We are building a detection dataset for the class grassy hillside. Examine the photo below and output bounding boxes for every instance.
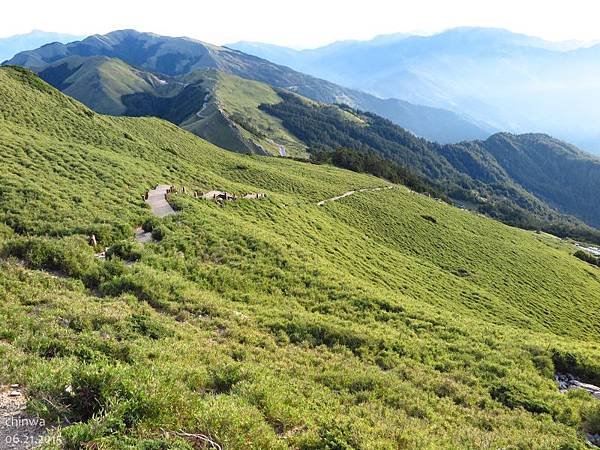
[38,55,166,115]
[1,67,600,449]
[180,70,308,157]
[482,133,600,227]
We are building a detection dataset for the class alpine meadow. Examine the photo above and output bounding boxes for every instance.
[1,4,600,450]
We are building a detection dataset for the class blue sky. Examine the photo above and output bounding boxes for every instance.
[2,0,600,48]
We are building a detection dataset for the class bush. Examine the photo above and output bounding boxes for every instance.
[532,355,555,379]
[151,226,167,241]
[552,350,600,386]
[207,364,249,394]
[583,403,600,434]
[1,236,103,285]
[490,382,553,415]
[0,223,14,240]
[63,364,159,425]
[65,365,117,421]
[574,250,600,267]
[106,240,143,262]
[142,217,160,233]
[131,314,173,340]
[82,221,132,244]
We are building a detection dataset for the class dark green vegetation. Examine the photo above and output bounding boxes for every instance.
[261,92,600,241]
[3,29,491,144]
[574,250,600,268]
[310,148,444,198]
[1,66,600,449]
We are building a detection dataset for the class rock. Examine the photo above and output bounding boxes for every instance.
[587,433,600,446]
[8,390,21,397]
[9,384,19,389]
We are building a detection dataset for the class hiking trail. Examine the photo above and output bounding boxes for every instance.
[146,185,177,218]
[317,186,395,206]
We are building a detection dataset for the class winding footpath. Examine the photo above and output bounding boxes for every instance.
[134,185,177,244]
[317,186,395,206]
[146,185,177,218]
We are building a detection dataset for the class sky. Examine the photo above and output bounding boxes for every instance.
[2,0,600,48]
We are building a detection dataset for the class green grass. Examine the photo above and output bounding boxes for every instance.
[1,66,600,449]
[180,70,309,157]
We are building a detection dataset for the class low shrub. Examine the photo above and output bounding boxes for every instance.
[532,355,555,379]
[552,350,600,386]
[106,240,143,262]
[583,403,600,434]
[131,314,173,340]
[490,382,554,415]
[207,363,249,394]
[152,226,168,241]
[574,250,600,267]
[1,236,103,286]
[142,217,160,233]
[268,320,368,354]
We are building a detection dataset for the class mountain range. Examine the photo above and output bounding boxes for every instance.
[2,29,491,144]
[231,27,600,154]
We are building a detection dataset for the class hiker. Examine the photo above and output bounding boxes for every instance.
[89,234,97,247]
[144,190,149,200]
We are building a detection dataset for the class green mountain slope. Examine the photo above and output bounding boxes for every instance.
[34,56,307,157]
[38,55,168,115]
[179,70,308,157]
[4,29,493,144]
[482,133,600,227]
[1,66,600,449]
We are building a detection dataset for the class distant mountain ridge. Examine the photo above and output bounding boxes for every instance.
[0,30,82,63]
[230,27,600,154]
[3,29,492,144]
